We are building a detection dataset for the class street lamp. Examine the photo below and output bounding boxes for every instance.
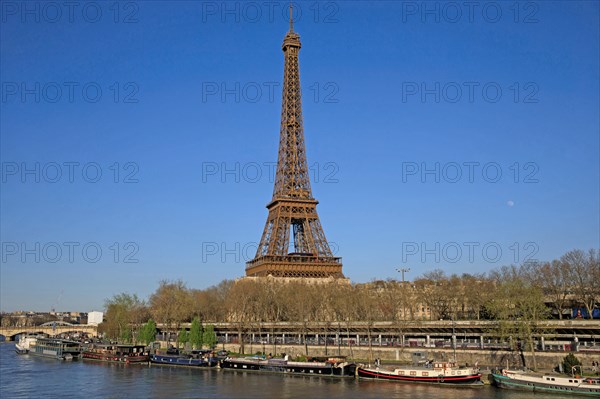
[396,267,410,283]
[452,315,457,362]
[396,268,411,322]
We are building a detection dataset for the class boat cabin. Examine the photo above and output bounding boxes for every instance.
[433,361,457,370]
[86,344,146,356]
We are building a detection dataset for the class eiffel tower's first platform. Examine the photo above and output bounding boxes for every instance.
[245,13,343,279]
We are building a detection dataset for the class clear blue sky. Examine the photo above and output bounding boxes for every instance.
[1,1,598,312]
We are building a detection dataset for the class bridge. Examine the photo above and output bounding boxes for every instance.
[0,322,98,340]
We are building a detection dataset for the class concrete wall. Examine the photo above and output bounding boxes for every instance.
[219,343,599,371]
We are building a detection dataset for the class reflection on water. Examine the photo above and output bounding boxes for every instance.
[0,343,579,399]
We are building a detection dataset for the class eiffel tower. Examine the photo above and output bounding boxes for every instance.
[245,9,343,279]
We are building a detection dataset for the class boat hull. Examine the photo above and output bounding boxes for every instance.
[357,367,482,385]
[29,338,81,361]
[15,336,37,354]
[29,349,80,361]
[492,373,600,396]
[150,354,217,367]
[82,352,149,364]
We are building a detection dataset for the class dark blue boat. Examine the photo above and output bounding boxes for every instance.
[220,355,356,378]
[150,352,218,368]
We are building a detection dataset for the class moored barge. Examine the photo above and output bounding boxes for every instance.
[150,349,218,367]
[15,335,38,354]
[82,344,149,364]
[220,355,356,377]
[357,361,482,385]
[492,369,600,396]
[29,337,81,361]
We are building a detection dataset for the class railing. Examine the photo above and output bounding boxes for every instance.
[213,334,600,353]
[246,255,342,268]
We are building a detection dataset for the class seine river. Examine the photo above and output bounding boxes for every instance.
[0,343,576,399]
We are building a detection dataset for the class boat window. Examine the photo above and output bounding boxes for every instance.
[410,371,416,376]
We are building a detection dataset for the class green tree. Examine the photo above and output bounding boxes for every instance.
[120,326,133,343]
[189,317,203,349]
[202,324,217,349]
[101,293,148,342]
[177,328,189,348]
[562,353,582,375]
[139,319,157,345]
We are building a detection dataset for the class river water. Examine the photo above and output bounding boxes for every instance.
[0,343,577,399]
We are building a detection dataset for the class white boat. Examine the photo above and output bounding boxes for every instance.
[357,361,482,385]
[29,337,81,360]
[492,369,600,396]
[15,335,38,354]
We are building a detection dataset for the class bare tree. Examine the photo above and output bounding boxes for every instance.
[563,249,598,318]
[487,265,550,370]
[461,273,494,320]
[149,280,192,339]
[532,260,572,319]
[414,269,455,320]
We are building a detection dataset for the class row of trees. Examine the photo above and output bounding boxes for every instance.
[0,313,65,328]
[413,248,599,321]
[100,249,598,356]
[98,285,223,346]
[177,318,218,349]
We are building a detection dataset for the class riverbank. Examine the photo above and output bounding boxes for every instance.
[213,342,599,372]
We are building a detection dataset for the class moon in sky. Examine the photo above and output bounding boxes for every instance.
[507,200,515,207]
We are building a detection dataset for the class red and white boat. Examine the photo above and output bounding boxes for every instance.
[82,343,149,364]
[357,361,482,385]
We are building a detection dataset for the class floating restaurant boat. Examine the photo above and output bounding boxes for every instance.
[220,355,356,378]
[82,343,149,364]
[150,350,219,368]
[29,337,81,361]
[15,334,39,354]
[357,361,482,385]
[492,369,600,396]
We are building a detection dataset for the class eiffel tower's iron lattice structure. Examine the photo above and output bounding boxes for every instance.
[245,14,343,279]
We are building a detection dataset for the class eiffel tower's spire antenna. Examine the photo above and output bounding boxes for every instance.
[289,1,294,32]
